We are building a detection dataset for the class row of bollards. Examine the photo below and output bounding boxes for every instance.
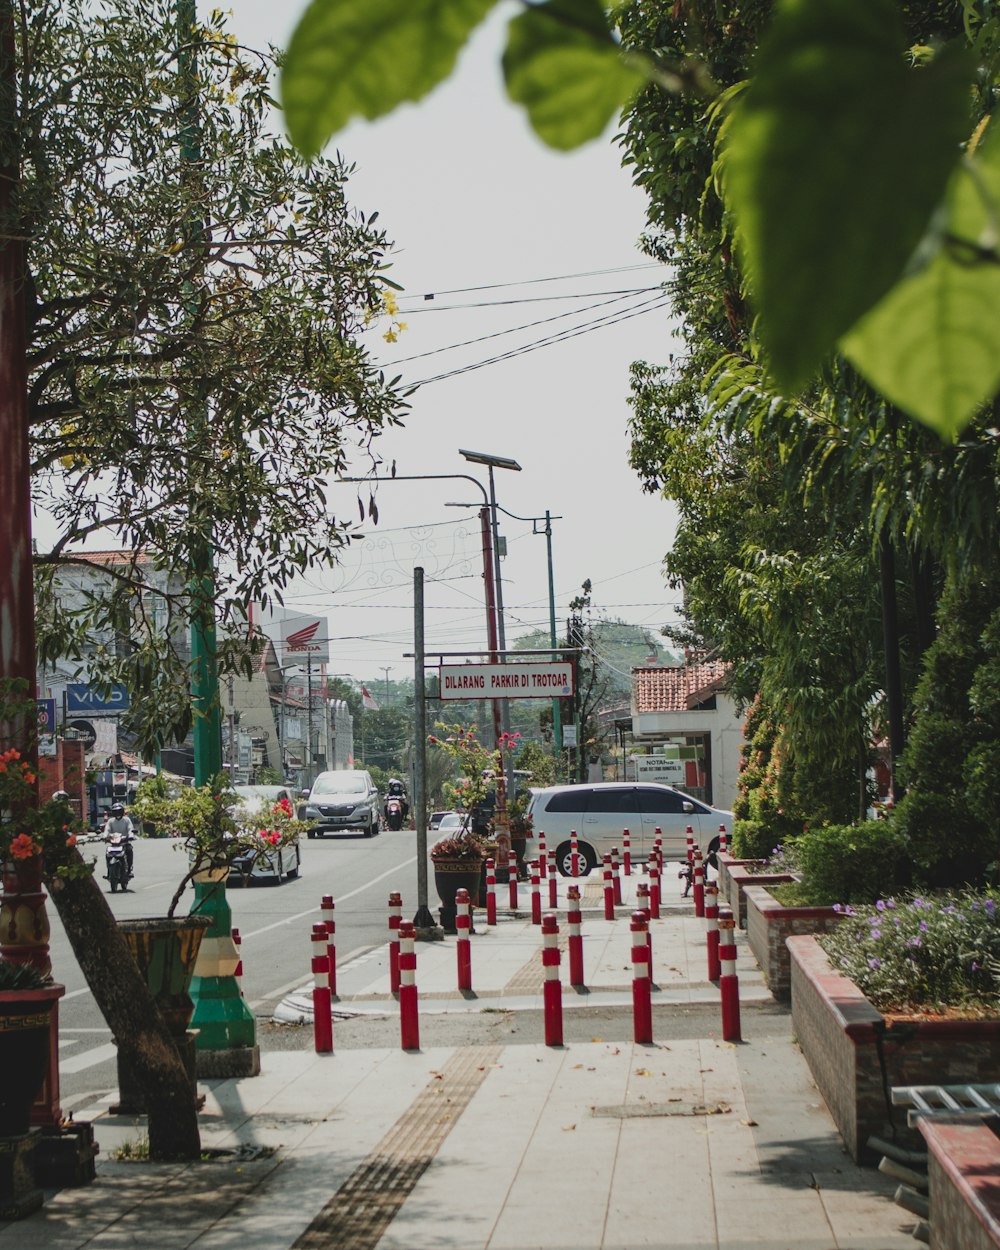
[309,822,742,1053]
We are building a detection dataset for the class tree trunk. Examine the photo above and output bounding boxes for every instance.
[45,854,201,1160]
[879,530,906,802]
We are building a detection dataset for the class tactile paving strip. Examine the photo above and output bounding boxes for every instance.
[291,1044,502,1250]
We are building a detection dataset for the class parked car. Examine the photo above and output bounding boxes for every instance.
[526,782,733,876]
[229,785,301,883]
[428,810,453,831]
[299,770,381,837]
[435,811,470,833]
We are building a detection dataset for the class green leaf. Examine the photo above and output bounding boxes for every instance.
[502,0,648,151]
[723,0,971,393]
[282,0,500,157]
[841,125,1000,441]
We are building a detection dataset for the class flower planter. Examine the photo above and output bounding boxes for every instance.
[724,861,794,928]
[788,935,1000,1163]
[0,984,64,1138]
[716,852,764,915]
[744,884,841,1001]
[432,860,482,934]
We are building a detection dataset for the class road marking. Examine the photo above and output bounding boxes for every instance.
[62,986,92,1001]
[241,856,417,940]
[60,1042,118,1074]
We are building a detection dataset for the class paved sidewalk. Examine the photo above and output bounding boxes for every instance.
[2,871,918,1249]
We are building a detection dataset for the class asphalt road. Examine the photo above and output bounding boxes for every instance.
[50,827,419,1112]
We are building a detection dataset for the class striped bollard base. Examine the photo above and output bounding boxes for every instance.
[311,924,333,1054]
[693,849,705,918]
[388,891,402,994]
[456,888,472,992]
[508,851,519,911]
[622,828,632,877]
[636,881,652,975]
[530,862,542,925]
[611,848,622,906]
[648,859,661,920]
[538,834,547,879]
[705,882,721,982]
[399,921,420,1051]
[719,909,741,1042]
[570,830,579,879]
[718,824,728,856]
[547,849,558,908]
[541,913,563,1047]
[485,858,497,927]
[631,911,652,1043]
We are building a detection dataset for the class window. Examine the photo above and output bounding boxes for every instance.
[586,788,640,815]
[636,787,686,815]
[543,791,589,814]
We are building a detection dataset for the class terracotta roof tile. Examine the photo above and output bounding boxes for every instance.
[632,661,731,713]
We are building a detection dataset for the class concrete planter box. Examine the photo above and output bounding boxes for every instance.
[918,1115,1000,1250]
[744,884,841,1001]
[789,935,1000,1164]
[724,862,794,928]
[716,852,762,914]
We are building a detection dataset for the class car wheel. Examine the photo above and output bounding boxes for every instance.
[363,820,373,839]
[307,830,316,840]
[556,841,596,877]
[286,847,300,879]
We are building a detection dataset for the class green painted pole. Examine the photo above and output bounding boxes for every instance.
[177,0,257,1072]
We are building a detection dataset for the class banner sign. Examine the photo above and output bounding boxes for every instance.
[66,682,130,714]
[278,614,330,664]
[438,662,574,701]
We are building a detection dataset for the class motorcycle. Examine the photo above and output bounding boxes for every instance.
[105,832,131,893]
[385,796,404,831]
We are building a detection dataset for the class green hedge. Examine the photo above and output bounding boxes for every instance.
[730,820,781,860]
[795,821,910,906]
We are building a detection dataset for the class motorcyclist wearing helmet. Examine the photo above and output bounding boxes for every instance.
[103,802,135,878]
[383,778,409,821]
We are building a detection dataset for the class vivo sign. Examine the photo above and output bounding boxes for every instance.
[66,683,130,714]
[438,662,574,701]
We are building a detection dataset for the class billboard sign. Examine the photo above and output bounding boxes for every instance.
[278,614,330,664]
[438,662,574,701]
[66,682,130,714]
[631,756,686,784]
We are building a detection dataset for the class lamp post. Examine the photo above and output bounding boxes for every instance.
[458,449,522,809]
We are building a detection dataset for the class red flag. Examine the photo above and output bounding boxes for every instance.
[362,685,379,711]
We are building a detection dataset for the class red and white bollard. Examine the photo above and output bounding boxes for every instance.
[648,856,661,920]
[570,829,580,878]
[456,888,472,991]
[485,858,497,927]
[636,879,652,971]
[531,861,542,925]
[538,831,547,878]
[611,847,623,906]
[718,823,728,855]
[508,848,519,910]
[388,891,402,993]
[622,828,632,876]
[311,923,333,1054]
[399,920,420,1051]
[541,913,563,1046]
[567,884,584,987]
[631,911,652,1043]
[693,848,705,918]
[686,826,695,865]
[654,829,663,872]
[321,895,337,998]
[232,927,243,996]
[602,854,615,920]
[719,908,741,1042]
[548,847,558,908]
[705,881,721,982]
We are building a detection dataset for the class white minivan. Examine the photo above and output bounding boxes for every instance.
[527,782,732,876]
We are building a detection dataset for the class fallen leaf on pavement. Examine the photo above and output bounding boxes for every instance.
[562,1124,576,1131]
[741,1118,758,1127]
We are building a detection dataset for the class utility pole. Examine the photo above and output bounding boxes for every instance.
[412,568,439,937]
[380,666,392,708]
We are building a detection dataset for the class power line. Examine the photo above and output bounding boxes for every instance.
[410,262,661,301]
[396,286,663,314]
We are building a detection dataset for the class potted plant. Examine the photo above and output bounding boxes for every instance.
[0,958,64,1139]
[430,826,487,933]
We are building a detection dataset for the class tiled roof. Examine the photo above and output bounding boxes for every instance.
[632,661,731,714]
[65,550,153,565]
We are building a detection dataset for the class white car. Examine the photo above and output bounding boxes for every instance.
[527,782,733,876]
[228,785,301,883]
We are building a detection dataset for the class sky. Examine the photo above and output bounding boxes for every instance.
[223,3,682,687]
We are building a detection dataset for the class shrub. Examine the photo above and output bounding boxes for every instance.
[795,821,910,906]
[819,892,1000,1014]
[730,820,775,860]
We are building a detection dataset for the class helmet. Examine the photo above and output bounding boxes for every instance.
[51,790,70,802]
[111,803,125,817]
[388,778,403,793]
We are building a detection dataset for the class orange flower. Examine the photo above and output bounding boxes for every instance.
[9,833,39,860]
[66,835,77,848]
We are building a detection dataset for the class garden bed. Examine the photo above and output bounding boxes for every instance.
[744,884,841,1001]
[788,935,1000,1163]
[723,860,794,928]
[716,852,763,914]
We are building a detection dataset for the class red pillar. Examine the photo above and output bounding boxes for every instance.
[566,884,583,987]
[311,924,332,1053]
[622,828,632,876]
[611,846,622,906]
[456,888,472,991]
[530,861,541,925]
[602,853,615,920]
[705,881,721,982]
[398,920,420,1051]
[541,913,562,1046]
[630,911,652,1043]
[547,848,558,907]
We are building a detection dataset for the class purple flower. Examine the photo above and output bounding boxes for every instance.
[909,936,922,948]
[986,900,995,916]
[833,903,842,913]
[868,958,882,970]
[912,898,924,909]
[870,928,882,940]
[886,899,896,910]
[876,900,886,912]
[972,901,981,911]
[920,921,928,932]
[972,962,980,972]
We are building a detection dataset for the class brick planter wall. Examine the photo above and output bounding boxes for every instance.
[789,935,1000,1163]
[717,853,762,915]
[744,885,841,1001]
[725,863,794,928]
[919,1116,1000,1250]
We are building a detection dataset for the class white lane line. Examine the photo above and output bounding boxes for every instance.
[246,945,376,1009]
[241,856,417,940]
[60,1042,118,1074]
[62,987,92,1001]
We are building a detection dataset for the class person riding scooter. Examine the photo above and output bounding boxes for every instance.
[103,802,136,880]
[383,778,409,823]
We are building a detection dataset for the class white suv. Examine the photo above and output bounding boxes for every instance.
[527,782,732,876]
[300,770,381,837]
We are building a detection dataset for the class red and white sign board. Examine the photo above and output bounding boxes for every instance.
[278,613,330,663]
[438,662,574,700]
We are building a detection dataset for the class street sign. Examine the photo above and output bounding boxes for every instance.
[66,682,130,714]
[37,698,57,756]
[438,662,574,701]
[631,756,686,784]
[278,614,330,663]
